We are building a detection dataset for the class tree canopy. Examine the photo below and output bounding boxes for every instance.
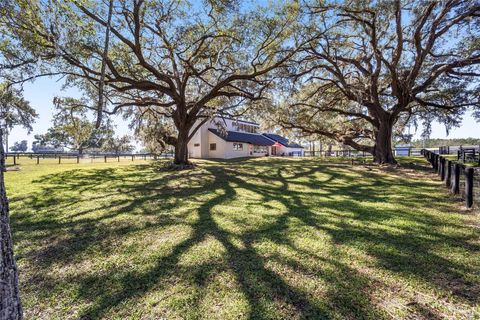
[275,0,480,163]
[101,135,134,155]
[0,0,478,165]
[0,82,38,151]
[10,140,28,152]
[0,0,308,165]
[34,97,114,154]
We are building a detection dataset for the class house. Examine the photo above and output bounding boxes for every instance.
[187,117,304,159]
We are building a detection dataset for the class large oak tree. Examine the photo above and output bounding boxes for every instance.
[0,0,307,165]
[0,86,34,319]
[0,128,22,319]
[279,0,480,163]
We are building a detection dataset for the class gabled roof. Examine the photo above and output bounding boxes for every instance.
[208,129,275,146]
[262,133,304,149]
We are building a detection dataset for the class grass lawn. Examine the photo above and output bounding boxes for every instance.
[5,156,480,319]
[438,154,480,167]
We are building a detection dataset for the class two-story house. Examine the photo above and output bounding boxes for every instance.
[187,117,304,159]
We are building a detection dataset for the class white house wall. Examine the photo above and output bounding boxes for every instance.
[187,127,202,158]
[223,142,270,159]
[188,120,212,158]
[274,145,304,156]
[223,142,250,159]
[283,146,304,156]
[253,147,270,158]
[206,131,227,158]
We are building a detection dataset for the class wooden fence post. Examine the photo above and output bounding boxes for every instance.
[77,156,80,164]
[451,163,460,194]
[440,157,445,180]
[37,156,39,165]
[132,155,134,161]
[13,155,16,166]
[104,155,107,163]
[445,160,452,187]
[58,156,61,164]
[464,167,474,208]
[118,156,120,162]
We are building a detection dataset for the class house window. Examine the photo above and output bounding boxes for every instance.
[235,123,258,133]
[194,143,200,147]
[233,143,243,151]
[210,143,216,151]
[254,145,267,153]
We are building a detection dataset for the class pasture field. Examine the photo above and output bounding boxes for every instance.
[5,157,480,319]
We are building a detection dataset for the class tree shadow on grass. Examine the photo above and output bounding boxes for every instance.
[10,158,480,319]
[69,165,383,319]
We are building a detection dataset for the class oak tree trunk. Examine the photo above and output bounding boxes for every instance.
[0,128,23,320]
[173,130,189,165]
[373,120,396,164]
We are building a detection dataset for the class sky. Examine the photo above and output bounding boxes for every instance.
[9,77,136,151]
[8,76,480,152]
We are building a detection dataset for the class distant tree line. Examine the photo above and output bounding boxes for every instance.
[9,140,27,152]
[411,138,480,148]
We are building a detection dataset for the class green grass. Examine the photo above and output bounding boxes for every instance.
[442,154,480,167]
[5,156,480,319]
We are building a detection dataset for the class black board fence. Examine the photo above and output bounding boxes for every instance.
[422,149,479,208]
[5,152,174,165]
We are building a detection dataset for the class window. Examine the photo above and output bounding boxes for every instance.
[210,143,216,151]
[254,145,267,153]
[194,143,200,147]
[234,122,258,133]
[233,143,243,151]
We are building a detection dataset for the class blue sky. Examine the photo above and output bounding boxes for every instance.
[10,77,136,151]
[8,77,480,151]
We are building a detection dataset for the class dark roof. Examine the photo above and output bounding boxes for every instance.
[208,129,275,146]
[262,133,304,149]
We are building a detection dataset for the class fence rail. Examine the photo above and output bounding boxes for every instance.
[5,152,173,165]
[422,149,479,208]
[303,148,425,157]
